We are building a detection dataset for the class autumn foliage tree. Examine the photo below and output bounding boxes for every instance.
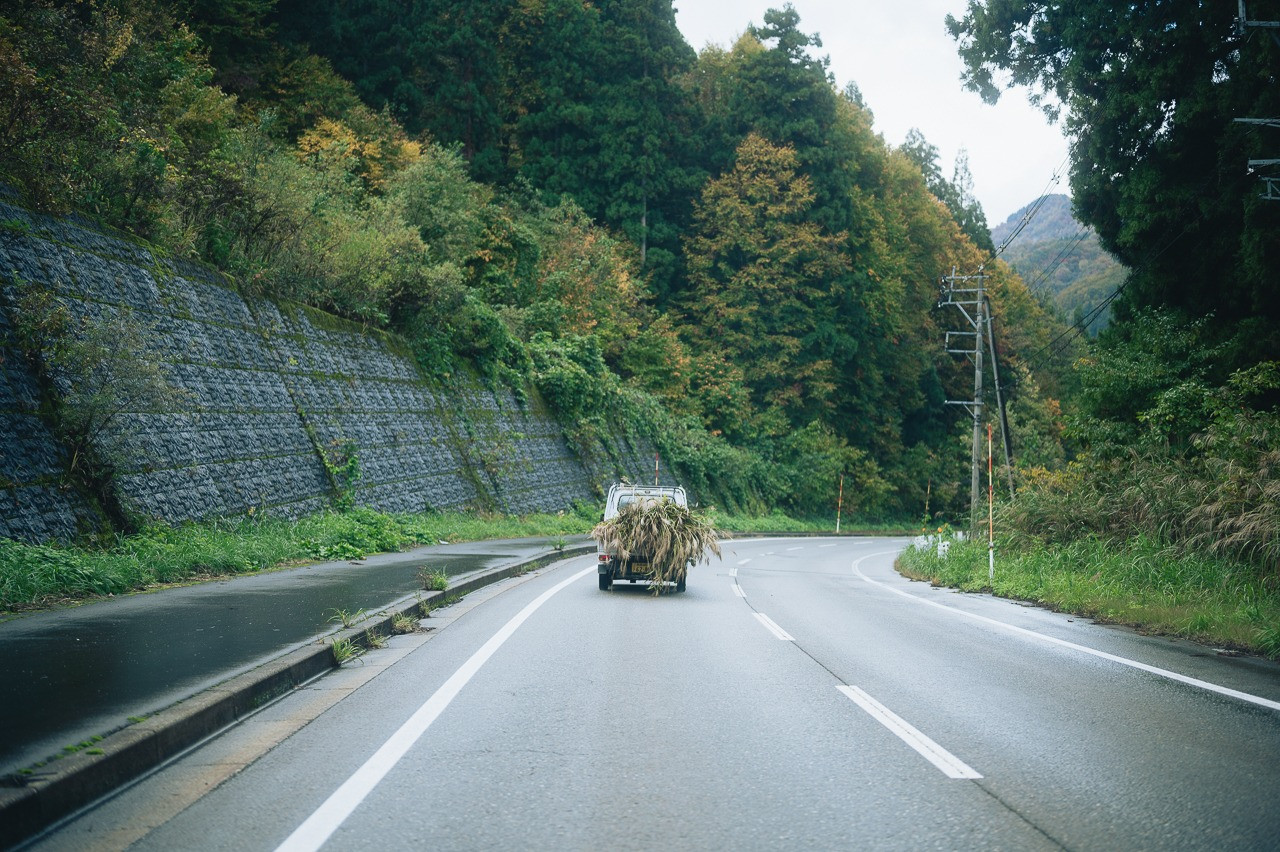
[682,134,848,441]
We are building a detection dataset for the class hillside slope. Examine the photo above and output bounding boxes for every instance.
[993,195,1126,334]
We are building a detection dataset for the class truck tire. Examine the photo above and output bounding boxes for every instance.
[599,573,612,591]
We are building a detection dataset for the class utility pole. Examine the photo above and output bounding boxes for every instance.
[939,265,987,534]
[1237,3,1280,199]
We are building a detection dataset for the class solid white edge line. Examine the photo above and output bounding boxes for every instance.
[753,612,795,641]
[732,583,746,597]
[852,552,1280,714]
[837,685,982,779]
[274,564,595,852]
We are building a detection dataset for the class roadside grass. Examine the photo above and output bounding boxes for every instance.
[897,536,1280,659]
[0,500,912,614]
[707,508,912,535]
[0,505,598,614]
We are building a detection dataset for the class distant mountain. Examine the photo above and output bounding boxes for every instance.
[992,194,1126,334]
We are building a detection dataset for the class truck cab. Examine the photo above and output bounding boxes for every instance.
[597,483,689,591]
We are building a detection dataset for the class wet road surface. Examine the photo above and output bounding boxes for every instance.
[0,537,585,773]
[32,538,1280,851]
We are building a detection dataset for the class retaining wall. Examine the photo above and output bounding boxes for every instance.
[0,202,669,544]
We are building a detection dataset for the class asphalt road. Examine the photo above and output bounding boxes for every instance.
[30,537,1280,851]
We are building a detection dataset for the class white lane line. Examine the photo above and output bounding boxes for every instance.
[732,583,746,597]
[786,546,804,551]
[819,544,837,548]
[837,685,982,779]
[275,564,594,852]
[852,554,1280,714]
[729,567,738,578]
[737,558,752,566]
[754,612,795,641]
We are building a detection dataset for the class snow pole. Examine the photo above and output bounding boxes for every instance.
[987,423,995,582]
[836,473,844,534]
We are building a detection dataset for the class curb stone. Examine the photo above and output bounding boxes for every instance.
[0,543,594,850]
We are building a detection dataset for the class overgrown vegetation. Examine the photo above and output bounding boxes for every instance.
[3,0,1276,651]
[7,280,190,526]
[0,0,1077,524]
[907,319,1280,657]
[899,537,1280,659]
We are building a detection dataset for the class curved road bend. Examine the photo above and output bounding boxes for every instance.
[31,537,1280,851]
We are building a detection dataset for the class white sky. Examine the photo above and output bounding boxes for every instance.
[674,0,1071,226]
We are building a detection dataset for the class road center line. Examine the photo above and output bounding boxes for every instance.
[852,553,1280,713]
[274,564,595,852]
[732,583,746,597]
[753,612,795,641]
[786,546,804,551]
[837,685,982,779]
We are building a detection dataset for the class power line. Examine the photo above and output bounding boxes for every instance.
[1023,229,1090,296]
[1011,220,1197,379]
[990,154,1071,261]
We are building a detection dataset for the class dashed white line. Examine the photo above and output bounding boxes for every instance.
[818,544,837,548]
[737,558,752,566]
[732,583,746,597]
[729,567,738,578]
[852,553,1280,714]
[786,546,804,551]
[753,612,795,641]
[837,685,982,779]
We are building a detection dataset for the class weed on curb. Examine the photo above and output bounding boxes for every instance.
[330,637,361,664]
[327,607,366,628]
[418,567,449,591]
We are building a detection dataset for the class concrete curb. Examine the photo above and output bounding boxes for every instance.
[0,543,594,850]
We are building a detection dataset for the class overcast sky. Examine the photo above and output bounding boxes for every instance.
[674,0,1071,226]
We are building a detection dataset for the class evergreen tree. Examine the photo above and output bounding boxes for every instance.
[899,129,994,253]
[948,0,1280,353]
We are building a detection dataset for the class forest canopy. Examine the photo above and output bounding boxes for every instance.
[0,0,1079,521]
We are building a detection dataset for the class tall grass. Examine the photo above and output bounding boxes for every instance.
[0,505,598,613]
[1002,410,1280,578]
[898,536,1280,659]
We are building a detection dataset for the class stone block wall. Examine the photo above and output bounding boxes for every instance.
[0,202,673,544]
[0,305,99,542]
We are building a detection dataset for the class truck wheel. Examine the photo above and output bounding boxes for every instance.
[599,573,612,591]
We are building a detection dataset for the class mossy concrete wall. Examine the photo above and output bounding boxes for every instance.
[0,202,666,544]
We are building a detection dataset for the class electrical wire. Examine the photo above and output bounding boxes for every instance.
[1006,219,1197,386]
[1022,228,1090,296]
[990,154,1071,261]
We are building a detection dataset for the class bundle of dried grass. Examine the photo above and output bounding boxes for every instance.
[591,499,721,593]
